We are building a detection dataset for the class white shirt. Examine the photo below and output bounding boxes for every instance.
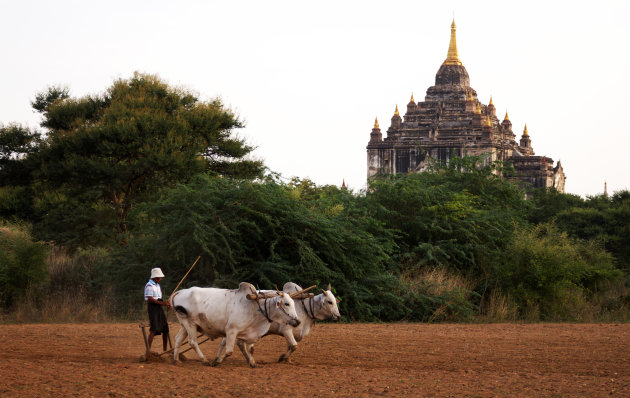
[144,279,162,301]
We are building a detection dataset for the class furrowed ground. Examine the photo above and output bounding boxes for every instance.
[1,323,629,397]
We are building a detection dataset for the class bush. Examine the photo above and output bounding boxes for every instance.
[498,223,621,320]
[0,222,49,308]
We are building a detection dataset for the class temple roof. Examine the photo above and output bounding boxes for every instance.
[443,19,462,66]
[433,20,470,89]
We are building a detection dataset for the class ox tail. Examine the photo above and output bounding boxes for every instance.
[170,291,188,316]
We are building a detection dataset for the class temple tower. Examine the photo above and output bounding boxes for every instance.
[366,20,566,192]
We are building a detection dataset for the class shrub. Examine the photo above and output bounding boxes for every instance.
[498,223,621,320]
[0,222,49,308]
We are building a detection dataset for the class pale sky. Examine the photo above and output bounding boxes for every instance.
[1,0,628,197]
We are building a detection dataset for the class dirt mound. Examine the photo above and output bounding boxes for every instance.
[1,323,629,396]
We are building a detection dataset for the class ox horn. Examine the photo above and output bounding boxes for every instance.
[289,285,317,298]
[327,283,331,291]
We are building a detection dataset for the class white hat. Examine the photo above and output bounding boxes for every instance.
[150,268,165,278]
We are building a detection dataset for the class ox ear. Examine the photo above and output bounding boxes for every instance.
[336,297,340,303]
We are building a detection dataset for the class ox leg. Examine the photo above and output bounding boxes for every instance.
[212,330,235,366]
[180,322,210,366]
[278,330,298,363]
[188,333,210,366]
[237,340,258,368]
[173,327,188,364]
[215,338,226,361]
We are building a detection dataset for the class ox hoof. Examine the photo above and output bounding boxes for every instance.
[210,360,220,367]
[278,356,290,363]
[173,359,182,365]
[202,360,212,367]
[249,362,260,368]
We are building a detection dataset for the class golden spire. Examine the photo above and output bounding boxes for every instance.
[443,19,463,66]
[474,102,481,114]
[484,114,492,127]
[394,105,400,116]
[504,110,509,121]
[410,93,415,103]
[374,117,379,129]
[604,181,608,197]
[467,91,473,102]
[523,123,529,136]
[489,96,494,106]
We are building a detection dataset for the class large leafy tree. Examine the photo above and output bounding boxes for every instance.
[554,191,630,271]
[1,73,263,245]
[365,156,527,274]
[0,124,42,219]
[105,174,403,321]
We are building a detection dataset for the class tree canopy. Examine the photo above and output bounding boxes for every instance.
[0,73,263,246]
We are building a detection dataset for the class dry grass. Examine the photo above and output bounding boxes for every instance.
[479,281,630,323]
[0,246,126,324]
[7,287,116,323]
[480,290,519,322]
[402,267,476,322]
[403,267,474,297]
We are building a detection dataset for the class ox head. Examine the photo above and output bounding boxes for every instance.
[273,292,300,327]
[319,283,341,321]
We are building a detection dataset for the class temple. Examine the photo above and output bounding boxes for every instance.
[366,20,566,192]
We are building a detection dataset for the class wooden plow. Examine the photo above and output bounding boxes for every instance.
[139,323,211,362]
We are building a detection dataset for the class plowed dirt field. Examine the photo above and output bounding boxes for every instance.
[1,322,629,397]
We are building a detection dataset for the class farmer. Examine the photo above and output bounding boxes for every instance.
[144,267,171,352]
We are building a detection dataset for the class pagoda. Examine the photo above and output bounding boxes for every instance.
[366,20,566,192]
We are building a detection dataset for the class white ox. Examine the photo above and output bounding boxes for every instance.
[216,282,341,363]
[170,282,300,367]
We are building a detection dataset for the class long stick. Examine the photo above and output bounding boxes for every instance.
[169,255,201,298]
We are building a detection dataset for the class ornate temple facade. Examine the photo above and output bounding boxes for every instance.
[366,21,566,192]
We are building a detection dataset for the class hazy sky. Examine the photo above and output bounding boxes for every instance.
[1,1,628,197]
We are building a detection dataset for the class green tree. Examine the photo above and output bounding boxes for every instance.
[555,191,630,270]
[527,187,585,225]
[366,157,527,275]
[1,73,263,245]
[0,125,42,220]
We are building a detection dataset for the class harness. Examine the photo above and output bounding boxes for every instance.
[302,295,318,320]
[255,292,273,323]
[254,290,293,323]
